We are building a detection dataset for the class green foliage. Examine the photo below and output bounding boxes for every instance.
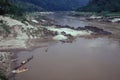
[78,0,120,13]
[12,0,43,12]
[8,4,23,16]
[13,0,89,11]
[0,0,9,15]
[0,20,10,34]
[0,0,89,15]
[0,69,8,80]
[0,0,23,16]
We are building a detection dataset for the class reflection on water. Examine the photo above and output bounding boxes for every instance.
[16,37,120,80]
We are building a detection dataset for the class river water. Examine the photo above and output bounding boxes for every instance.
[43,11,88,27]
[16,12,120,80]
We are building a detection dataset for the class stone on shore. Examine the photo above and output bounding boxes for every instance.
[53,35,67,40]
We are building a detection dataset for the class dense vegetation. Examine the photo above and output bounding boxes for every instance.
[0,0,22,16]
[14,0,89,11]
[0,0,44,16]
[0,0,10,15]
[77,0,120,13]
[12,0,43,12]
[0,0,89,15]
[0,69,8,80]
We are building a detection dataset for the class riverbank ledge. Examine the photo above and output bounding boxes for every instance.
[0,15,112,50]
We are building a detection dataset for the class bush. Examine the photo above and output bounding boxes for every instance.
[0,0,23,16]
[0,20,10,34]
[0,69,8,80]
[78,0,120,13]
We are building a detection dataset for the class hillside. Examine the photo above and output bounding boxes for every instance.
[0,0,13,15]
[77,0,120,12]
[1,0,89,14]
[0,0,44,16]
[12,0,44,12]
[13,0,89,11]
[0,0,23,15]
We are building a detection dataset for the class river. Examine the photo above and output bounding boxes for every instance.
[41,11,88,27]
[15,12,120,80]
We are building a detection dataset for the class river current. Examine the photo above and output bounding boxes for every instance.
[16,12,120,80]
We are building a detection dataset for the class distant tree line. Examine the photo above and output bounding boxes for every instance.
[0,0,22,16]
[77,0,120,13]
[0,0,10,15]
[14,0,89,11]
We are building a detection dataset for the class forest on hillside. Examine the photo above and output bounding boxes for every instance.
[77,0,120,12]
[0,0,22,15]
[15,0,89,11]
[0,0,89,15]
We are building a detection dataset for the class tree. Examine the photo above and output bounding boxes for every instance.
[0,0,11,15]
[0,0,22,16]
[78,0,120,13]
[0,69,8,80]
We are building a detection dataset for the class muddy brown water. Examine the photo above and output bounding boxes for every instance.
[15,37,120,80]
[16,12,120,80]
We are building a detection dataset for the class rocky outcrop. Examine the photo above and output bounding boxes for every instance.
[0,15,113,49]
[86,15,120,23]
[55,25,112,35]
[0,52,11,77]
[84,26,112,35]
